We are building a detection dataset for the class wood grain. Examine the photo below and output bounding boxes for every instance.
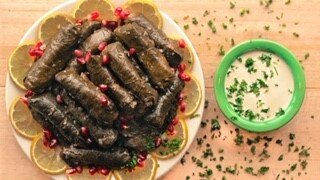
[0,0,319,179]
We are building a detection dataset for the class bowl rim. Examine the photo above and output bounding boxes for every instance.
[214,38,306,132]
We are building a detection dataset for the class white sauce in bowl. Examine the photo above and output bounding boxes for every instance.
[225,51,294,121]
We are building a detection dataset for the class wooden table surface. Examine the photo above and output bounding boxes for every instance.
[1,0,319,179]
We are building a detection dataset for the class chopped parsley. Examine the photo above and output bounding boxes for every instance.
[183,24,189,30]
[275,108,285,116]
[293,32,299,38]
[245,58,257,73]
[208,20,217,33]
[211,119,221,131]
[192,17,198,25]
[229,1,235,9]
[278,154,284,161]
[259,54,272,67]
[258,166,269,175]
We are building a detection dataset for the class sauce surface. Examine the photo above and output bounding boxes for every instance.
[225,51,294,121]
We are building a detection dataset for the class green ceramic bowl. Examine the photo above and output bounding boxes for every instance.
[214,39,306,132]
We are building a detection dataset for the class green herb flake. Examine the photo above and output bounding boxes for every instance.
[289,133,296,140]
[285,0,291,5]
[264,25,270,31]
[192,17,198,25]
[218,45,225,56]
[211,119,221,131]
[304,53,310,60]
[240,8,250,16]
[208,20,217,33]
[278,154,284,161]
[258,166,269,175]
[222,23,228,29]
[293,32,300,38]
[245,58,257,73]
[245,167,254,174]
[275,108,285,117]
[229,1,235,9]
[300,160,308,170]
[290,163,297,171]
[183,24,190,30]
[203,10,210,17]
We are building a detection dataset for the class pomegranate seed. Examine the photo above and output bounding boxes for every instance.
[35,42,43,49]
[102,20,118,31]
[98,42,107,51]
[84,51,92,62]
[137,158,145,167]
[123,10,130,17]
[121,124,129,129]
[66,168,77,174]
[75,166,83,173]
[76,19,84,25]
[118,11,128,20]
[77,57,86,65]
[87,138,93,144]
[99,84,108,92]
[114,7,123,16]
[178,63,186,72]
[167,124,174,133]
[48,138,58,148]
[43,129,52,141]
[99,168,110,176]
[180,101,186,112]
[168,130,177,136]
[154,137,162,147]
[20,97,29,106]
[129,48,136,55]
[178,39,186,48]
[81,127,89,137]
[184,75,191,82]
[89,11,100,21]
[101,55,110,65]
[25,90,34,97]
[89,167,98,175]
[100,97,109,106]
[43,138,49,147]
[171,117,179,126]
[178,93,185,103]
[56,94,64,104]
[74,49,83,58]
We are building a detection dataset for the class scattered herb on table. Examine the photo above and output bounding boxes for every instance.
[229,1,235,9]
[208,20,217,33]
[192,17,199,25]
[183,24,190,30]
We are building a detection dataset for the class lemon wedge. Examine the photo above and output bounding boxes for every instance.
[123,0,163,29]
[31,134,67,174]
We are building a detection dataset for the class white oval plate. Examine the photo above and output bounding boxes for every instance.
[5,0,205,179]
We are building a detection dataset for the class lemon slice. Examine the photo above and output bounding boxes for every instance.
[169,36,194,72]
[123,0,163,29]
[74,0,115,20]
[67,168,113,180]
[38,13,74,42]
[8,42,36,90]
[31,134,67,174]
[9,95,42,139]
[152,118,188,159]
[180,73,202,117]
[113,156,158,180]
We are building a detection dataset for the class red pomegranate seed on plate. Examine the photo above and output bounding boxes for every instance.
[84,51,92,62]
[74,49,83,58]
[66,168,77,174]
[48,138,58,148]
[75,19,84,25]
[81,127,89,137]
[171,117,179,125]
[75,166,83,173]
[99,167,110,175]
[180,101,186,112]
[114,7,123,16]
[98,42,107,51]
[103,21,118,31]
[178,63,186,72]
[178,39,186,48]
[167,124,174,133]
[20,96,29,106]
[89,167,98,175]
[77,57,86,65]
[100,97,109,106]
[42,137,49,147]
[129,48,136,55]
[99,84,108,92]
[137,158,145,167]
[89,11,100,21]
[178,92,185,103]
[101,55,110,65]
[25,90,34,97]
[43,129,52,141]
[154,137,162,147]
[56,94,64,104]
